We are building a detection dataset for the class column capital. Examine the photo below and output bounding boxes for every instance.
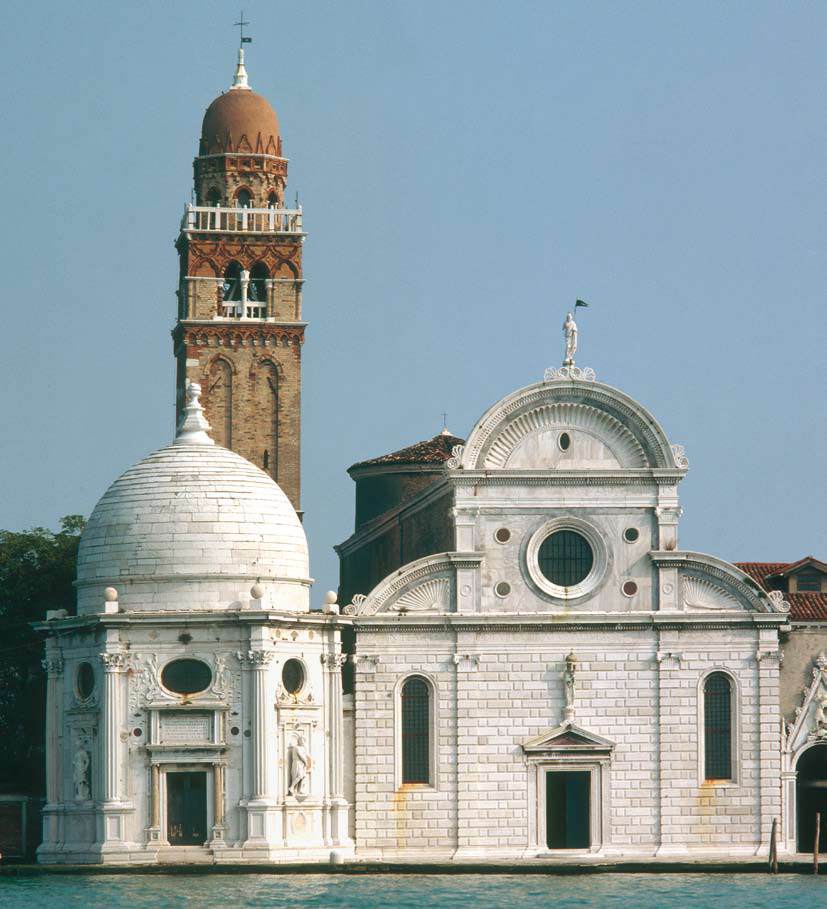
[237,649,275,667]
[41,656,64,676]
[99,651,128,672]
[321,653,347,670]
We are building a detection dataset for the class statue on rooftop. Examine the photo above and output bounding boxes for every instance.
[563,312,578,366]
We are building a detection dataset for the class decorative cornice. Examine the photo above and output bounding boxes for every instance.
[451,470,684,488]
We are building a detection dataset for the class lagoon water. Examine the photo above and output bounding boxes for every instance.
[0,873,824,909]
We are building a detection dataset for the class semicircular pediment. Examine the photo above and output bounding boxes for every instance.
[483,403,647,469]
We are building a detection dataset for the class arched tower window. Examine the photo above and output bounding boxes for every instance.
[260,362,279,479]
[236,188,253,208]
[249,262,269,306]
[223,262,242,302]
[268,191,278,208]
[703,672,732,781]
[401,676,431,784]
[206,187,221,206]
[207,359,233,448]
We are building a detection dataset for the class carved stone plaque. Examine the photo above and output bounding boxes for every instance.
[160,712,212,744]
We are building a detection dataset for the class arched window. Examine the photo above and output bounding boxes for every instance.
[267,191,278,208]
[223,262,242,302]
[207,359,232,448]
[704,672,732,780]
[249,262,269,305]
[206,187,221,206]
[236,188,253,208]
[260,361,279,479]
[401,676,430,784]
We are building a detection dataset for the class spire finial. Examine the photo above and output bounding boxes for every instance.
[230,11,252,90]
[175,382,215,446]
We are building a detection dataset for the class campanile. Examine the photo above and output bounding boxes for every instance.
[172,47,305,512]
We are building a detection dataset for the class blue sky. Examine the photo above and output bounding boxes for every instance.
[1,1,825,597]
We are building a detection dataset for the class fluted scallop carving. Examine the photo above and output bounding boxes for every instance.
[393,578,451,613]
[682,577,739,611]
[483,404,647,469]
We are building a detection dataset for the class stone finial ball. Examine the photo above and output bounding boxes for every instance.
[250,582,265,600]
[324,591,338,605]
[104,587,118,602]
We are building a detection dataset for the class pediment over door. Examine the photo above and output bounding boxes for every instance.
[522,721,615,757]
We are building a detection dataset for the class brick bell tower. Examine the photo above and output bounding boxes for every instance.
[173,46,305,512]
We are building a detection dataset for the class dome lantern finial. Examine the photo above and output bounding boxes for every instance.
[230,46,251,91]
[230,10,252,90]
[175,382,215,446]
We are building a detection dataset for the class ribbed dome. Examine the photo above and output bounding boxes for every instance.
[76,388,309,614]
[200,89,281,156]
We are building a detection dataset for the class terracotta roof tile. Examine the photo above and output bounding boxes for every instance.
[350,433,465,471]
[735,561,827,622]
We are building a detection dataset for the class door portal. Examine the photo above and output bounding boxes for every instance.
[546,770,590,849]
[167,771,207,846]
[797,745,827,853]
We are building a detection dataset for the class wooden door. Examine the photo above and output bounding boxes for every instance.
[167,771,207,846]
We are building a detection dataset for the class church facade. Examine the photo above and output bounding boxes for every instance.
[36,47,827,865]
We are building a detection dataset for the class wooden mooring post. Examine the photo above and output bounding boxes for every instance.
[769,818,778,874]
[814,812,822,875]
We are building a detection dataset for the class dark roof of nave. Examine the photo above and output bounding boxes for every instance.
[736,561,827,621]
[349,432,465,472]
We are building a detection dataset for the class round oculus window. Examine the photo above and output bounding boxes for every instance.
[558,432,571,452]
[494,581,511,598]
[537,530,594,588]
[161,658,212,695]
[623,527,640,543]
[76,662,95,700]
[282,659,305,694]
[622,580,639,597]
[494,528,511,544]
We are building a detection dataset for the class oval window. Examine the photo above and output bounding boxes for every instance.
[282,659,305,694]
[624,527,640,543]
[538,530,594,587]
[558,432,571,452]
[161,659,212,695]
[76,662,95,700]
[494,528,511,544]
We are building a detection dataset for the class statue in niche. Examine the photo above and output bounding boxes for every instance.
[287,734,310,797]
[73,746,91,801]
[563,312,578,365]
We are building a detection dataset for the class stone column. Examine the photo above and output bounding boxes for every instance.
[97,651,128,854]
[238,648,276,850]
[145,764,162,846]
[211,763,226,845]
[38,652,64,854]
[322,652,349,847]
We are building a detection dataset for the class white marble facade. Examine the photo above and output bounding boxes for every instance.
[37,386,351,864]
[344,367,791,860]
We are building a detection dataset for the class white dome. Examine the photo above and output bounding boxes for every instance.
[76,385,310,614]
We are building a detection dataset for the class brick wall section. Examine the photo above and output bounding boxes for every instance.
[339,490,454,605]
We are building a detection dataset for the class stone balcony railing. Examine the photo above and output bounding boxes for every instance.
[181,204,304,235]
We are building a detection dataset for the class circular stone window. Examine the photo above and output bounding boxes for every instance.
[538,530,594,587]
[494,528,511,544]
[161,658,212,696]
[622,580,639,597]
[494,581,511,598]
[282,659,305,695]
[526,518,608,600]
[76,662,95,700]
[623,527,640,543]
[558,432,571,452]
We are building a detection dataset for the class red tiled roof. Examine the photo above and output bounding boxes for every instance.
[350,433,465,471]
[735,561,827,622]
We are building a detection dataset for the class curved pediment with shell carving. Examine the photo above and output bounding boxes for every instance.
[458,380,682,471]
[343,552,483,617]
[681,576,740,611]
[483,403,647,470]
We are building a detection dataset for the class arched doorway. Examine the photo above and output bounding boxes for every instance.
[797,744,827,852]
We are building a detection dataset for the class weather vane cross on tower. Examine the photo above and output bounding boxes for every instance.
[234,11,252,47]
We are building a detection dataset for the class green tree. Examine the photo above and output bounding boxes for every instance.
[0,516,84,794]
